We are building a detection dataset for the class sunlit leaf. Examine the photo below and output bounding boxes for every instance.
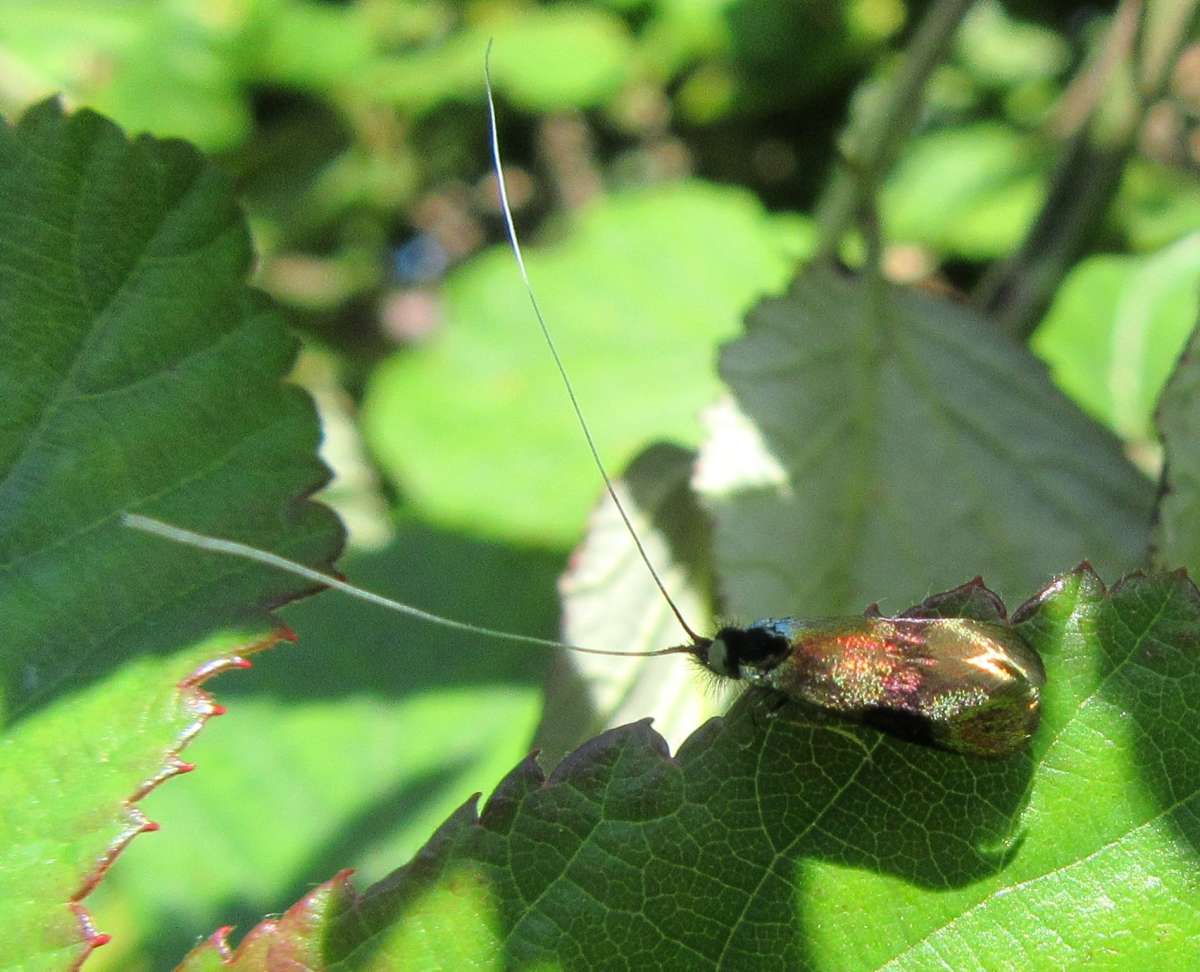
[1032,233,1200,444]
[540,443,722,766]
[0,0,249,150]
[90,524,553,967]
[955,0,1070,87]
[1113,158,1200,253]
[190,568,1200,969]
[364,7,635,115]
[361,182,808,546]
[881,122,1051,260]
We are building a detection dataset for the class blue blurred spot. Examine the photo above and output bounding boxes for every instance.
[392,234,449,284]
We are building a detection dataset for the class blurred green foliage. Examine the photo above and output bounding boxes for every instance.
[2,0,1198,965]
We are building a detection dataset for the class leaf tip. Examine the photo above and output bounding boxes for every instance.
[70,903,113,966]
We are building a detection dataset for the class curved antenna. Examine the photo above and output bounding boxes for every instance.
[123,515,694,660]
[484,42,705,646]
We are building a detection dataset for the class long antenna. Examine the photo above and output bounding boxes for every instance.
[122,514,691,660]
[484,42,704,645]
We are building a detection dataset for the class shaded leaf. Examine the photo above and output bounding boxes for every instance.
[190,568,1200,969]
[700,265,1153,621]
[0,100,339,962]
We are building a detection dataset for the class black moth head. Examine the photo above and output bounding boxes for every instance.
[705,624,790,679]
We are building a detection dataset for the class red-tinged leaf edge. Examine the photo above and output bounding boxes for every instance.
[178,870,358,968]
[70,626,293,968]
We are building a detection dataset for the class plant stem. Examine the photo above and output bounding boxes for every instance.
[812,0,973,266]
[974,0,1199,341]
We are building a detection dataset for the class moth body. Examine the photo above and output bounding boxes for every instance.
[699,615,1044,757]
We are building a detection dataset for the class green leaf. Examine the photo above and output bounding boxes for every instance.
[485,7,635,111]
[1153,319,1200,575]
[187,568,1200,968]
[360,181,808,547]
[1032,234,1200,444]
[1113,158,1200,253]
[0,100,339,962]
[694,0,904,120]
[0,0,250,151]
[701,266,1153,620]
[175,871,358,969]
[244,0,375,92]
[0,0,375,151]
[0,629,279,968]
[881,122,1051,260]
[364,7,635,115]
[954,0,1069,88]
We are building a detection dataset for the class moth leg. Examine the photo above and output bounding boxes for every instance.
[747,688,789,733]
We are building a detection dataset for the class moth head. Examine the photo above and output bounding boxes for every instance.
[703,623,790,680]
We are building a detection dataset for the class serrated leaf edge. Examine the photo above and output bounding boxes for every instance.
[71,626,295,968]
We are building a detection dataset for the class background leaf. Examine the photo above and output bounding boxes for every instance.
[1113,160,1200,253]
[880,122,1051,260]
[365,6,635,116]
[89,524,555,967]
[0,100,339,963]
[361,182,809,546]
[1032,233,1200,445]
[954,0,1070,88]
[0,0,250,151]
[700,266,1154,621]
